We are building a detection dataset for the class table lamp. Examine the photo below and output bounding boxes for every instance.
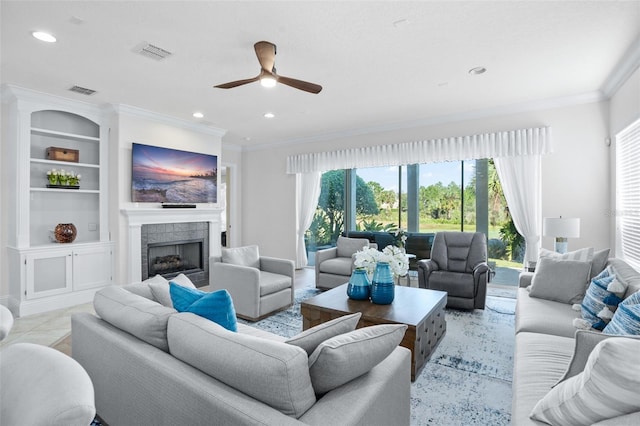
[543,217,580,254]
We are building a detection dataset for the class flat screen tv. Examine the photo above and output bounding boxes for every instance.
[131,143,217,203]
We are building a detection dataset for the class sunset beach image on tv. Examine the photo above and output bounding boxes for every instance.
[131,143,217,203]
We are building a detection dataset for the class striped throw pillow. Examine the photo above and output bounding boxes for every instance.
[530,337,640,425]
[603,291,640,335]
[578,269,624,330]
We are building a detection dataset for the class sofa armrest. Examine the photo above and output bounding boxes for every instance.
[519,271,534,288]
[417,259,437,289]
[473,262,489,281]
[370,242,378,250]
[210,263,261,319]
[299,347,410,426]
[315,247,337,264]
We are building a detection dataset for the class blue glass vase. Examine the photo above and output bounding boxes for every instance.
[347,268,371,300]
[371,262,395,304]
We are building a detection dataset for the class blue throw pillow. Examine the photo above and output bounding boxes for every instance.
[169,283,238,332]
[580,269,623,331]
[603,291,640,335]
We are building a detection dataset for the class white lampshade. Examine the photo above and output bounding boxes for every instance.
[543,217,581,238]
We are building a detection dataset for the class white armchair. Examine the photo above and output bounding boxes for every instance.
[209,245,295,321]
[315,236,376,289]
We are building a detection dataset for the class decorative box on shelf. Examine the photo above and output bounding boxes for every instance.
[46,146,79,163]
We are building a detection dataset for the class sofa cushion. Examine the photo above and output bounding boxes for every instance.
[557,330,640,385]
[540,247,610,280]
[515,287,581,338]
[308,324,407,395]
[167,313,316,418]
[529,257,592,304]
[512,332,575,426]
[608,258,640,299]
[222,245,260,269]
[286,313,362,355]
[148,274,195,308]
[259,271,292,296]
[93,286,176,352]
[318,256,353,276]
[603,291,640,335]
[336,236,369,258]
[428,271,475,298]
[169,284,237,332]
[530,338,640,426]
[578,268,624,331]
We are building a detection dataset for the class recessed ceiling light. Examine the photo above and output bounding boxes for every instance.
[193,112,204,118]
[264,112,275,119]
[469,66,487,75]
[32,31,56,43]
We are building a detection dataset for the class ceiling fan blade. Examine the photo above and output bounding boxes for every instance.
[214,76,260,89]
[254,41,276,72]
[276,75,323,94]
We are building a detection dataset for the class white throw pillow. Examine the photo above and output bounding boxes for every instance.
[308,324,407,395]
[530,337,640,426]
[149,273,195,308]
[529,257,592,304]
[539,247,595,262]
[286,313,361,355]
[221,245,260,269]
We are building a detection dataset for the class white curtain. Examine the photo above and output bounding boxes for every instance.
[286,127,551,173]
[295,172,322,268]
[494,154,542,265]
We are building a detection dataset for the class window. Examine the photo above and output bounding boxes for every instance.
[616,118,640,270]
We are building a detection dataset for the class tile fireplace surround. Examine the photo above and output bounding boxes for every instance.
[121,207,223,283]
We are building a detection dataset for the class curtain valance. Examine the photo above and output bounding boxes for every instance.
[286,126,552,174]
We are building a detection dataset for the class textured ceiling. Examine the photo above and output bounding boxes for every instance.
[2,1,639,147]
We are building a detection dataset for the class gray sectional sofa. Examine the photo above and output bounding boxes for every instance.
[71,284,411,426]
[512,257,640,425]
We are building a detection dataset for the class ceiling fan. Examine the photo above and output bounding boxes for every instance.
[214,41,322,94]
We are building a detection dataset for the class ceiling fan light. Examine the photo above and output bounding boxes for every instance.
[260,76,277,88]
[32,31,57,43]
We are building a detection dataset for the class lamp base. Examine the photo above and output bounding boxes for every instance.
[554,237,568,254]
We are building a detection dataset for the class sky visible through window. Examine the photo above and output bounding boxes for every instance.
[357,162,475,191]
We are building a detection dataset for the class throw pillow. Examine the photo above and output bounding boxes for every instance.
[167,313,316,418]
[148,273,195,308]
[555,330,640,386]
[530,338,640,426]
[576,268,624,331]
[336,235,370,258]
[603,291,640,335]
[286,313,362,355]
[539,247,595,262]
[308,324,407,395]
[589,248,611,279]
[529,257,592,304]
[169,283,237,332]
[221,245,260,269]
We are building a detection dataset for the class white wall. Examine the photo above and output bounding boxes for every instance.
[241,101,611,264]
[111,108,224,284]
[221,145,243,247]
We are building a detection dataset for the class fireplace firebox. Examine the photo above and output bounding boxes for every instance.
[147,239,204,279]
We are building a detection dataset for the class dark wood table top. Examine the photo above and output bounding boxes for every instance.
[301,284,447,326]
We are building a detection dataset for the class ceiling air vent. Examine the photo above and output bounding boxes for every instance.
[69,85,96,96]
[135,42,173,61]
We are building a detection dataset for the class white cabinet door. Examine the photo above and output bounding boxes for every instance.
[25,250,73,299]
[73,245,112,291]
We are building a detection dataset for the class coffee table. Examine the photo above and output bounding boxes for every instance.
[301,284,447,381]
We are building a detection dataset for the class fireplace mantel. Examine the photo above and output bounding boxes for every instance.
[121,206,223,283]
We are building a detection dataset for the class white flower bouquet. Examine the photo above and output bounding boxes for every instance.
[354,245,409,278]
[46,169,81,186]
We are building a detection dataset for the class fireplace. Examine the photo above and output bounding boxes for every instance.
[141,222,209,286]
[148,239,203,279]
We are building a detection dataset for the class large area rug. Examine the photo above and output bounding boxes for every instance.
[240,287,516,426]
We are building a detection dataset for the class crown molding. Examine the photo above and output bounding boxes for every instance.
[241,90,606,152]
[601,35,640,97]
[109,104,227,138]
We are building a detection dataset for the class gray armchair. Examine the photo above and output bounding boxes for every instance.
[417,232,489,310]
[209,245,295,321]
[315,236,376,289]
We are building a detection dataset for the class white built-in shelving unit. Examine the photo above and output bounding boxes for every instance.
[3,86,113,317]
